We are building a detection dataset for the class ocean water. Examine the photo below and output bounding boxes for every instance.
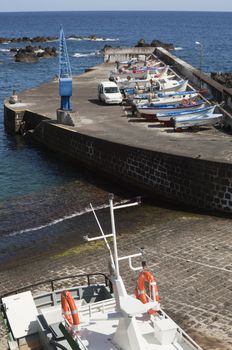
[0,11,231,265]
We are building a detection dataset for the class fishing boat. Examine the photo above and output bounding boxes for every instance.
[112,70,172,89]
[157,105,216,122]
[174,112,222,129]
[120,78,188,95]
[114,66,169,79]
[136,100,205,116]
[1,195,203,350]
[131,92,199,106]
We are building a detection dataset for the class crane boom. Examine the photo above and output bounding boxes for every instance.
[59,26,72,111]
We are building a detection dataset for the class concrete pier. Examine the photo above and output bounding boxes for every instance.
[4,49,232,214]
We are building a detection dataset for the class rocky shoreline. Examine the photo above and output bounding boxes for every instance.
[135,38,175,50]
[11,45,57,63]
[0,34,113,44]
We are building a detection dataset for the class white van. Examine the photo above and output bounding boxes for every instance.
[98,81,123,104]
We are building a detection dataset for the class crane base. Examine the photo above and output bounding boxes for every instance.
[56,109,79,127]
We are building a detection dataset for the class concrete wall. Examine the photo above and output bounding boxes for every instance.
[4,105,50,134]
[104,47,155,63]
[32,120,232,214]
[4,105,25,133]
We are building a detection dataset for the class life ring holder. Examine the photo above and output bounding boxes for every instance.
[61,290,80,334]
[135,270,160,314]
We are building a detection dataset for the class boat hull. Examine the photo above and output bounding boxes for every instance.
[174,113,222,129]
[137,102,205,116]
[157,105,216,122]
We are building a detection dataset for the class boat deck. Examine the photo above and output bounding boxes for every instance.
[39,298,196,350]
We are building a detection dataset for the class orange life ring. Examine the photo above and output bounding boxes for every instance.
[61,290,80,331]
[135,270,160,314]
[182,98,189,106]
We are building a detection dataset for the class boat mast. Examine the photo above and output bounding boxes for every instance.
[84,194,142,278]
[109,193,120,279]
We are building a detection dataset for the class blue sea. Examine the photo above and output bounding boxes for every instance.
[0,11,231,266]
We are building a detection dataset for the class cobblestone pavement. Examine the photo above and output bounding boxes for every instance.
[1,213,232,349]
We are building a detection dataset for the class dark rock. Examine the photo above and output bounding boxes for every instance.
[13,45,57,62]
[211,72,232,88]
[22,37,30,42]
[150,39,174,50]
[135,38,174,50]
[102,44,113,52]
[135,38,150,47]
[25,45,34,53]
[15,52,38,63]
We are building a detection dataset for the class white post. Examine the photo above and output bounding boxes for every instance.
[195,41,203,88]
[109,193,120,279]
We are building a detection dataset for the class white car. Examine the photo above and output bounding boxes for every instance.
[98,81,123,104]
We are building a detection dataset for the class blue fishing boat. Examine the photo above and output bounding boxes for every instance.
[137,100,205,116]
[157,105,216,122]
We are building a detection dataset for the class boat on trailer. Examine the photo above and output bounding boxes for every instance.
[174,112,222,130]
[131,92,199,107]
[1,195,203,350]
[123,79,189,97]
[157,105,216,122]
[136,100,205,116]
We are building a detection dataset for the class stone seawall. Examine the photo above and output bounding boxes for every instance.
[33,119,232,213]
[4,104,25,133]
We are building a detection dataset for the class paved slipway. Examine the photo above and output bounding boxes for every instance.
[0,210,232,350]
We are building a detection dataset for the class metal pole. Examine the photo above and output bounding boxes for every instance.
[109,193,120,279]
[199,44,202,88]
[195,41,203,88]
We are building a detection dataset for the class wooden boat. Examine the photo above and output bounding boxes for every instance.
[132,93,199,108]
[136,100,205,116]
[114,65,166,76]
[157,105,216,122]
[119,78,188,94]
[1,195,203,350]
[174,113,222,129]
[112,68,171,88]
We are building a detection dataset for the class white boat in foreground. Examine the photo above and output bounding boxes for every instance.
[1,195,203,350]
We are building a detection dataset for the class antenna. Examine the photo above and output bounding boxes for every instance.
[84,194,142,280]
[89,203,115,271]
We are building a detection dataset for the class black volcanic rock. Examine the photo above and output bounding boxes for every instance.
[135,38,150,47]
[0,34,110,44]
[15,51,39,63]
[102,44,113,51]
[150,39,174,50]
[13,45,57,63]
[135,38,174,50]
[211,72,232,88]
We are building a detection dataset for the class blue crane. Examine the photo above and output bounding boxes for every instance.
[59,27,72,111]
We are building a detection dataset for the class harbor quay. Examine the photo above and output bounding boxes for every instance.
[4,47,232,215]
[2,48,232,348]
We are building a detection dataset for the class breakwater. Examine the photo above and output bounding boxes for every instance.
[4,48,232,214]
